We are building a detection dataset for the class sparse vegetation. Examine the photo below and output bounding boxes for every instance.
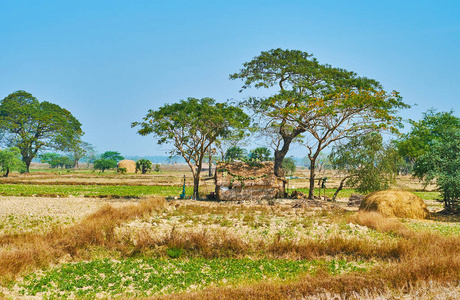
[0,162,457,299]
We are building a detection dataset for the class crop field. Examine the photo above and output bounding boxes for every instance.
[0,166,458,299]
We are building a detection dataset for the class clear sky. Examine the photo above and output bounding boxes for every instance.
[1,0,459,157]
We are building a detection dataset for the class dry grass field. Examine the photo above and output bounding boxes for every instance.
[0,164,458,299]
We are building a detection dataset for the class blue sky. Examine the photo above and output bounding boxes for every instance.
[1,0,459,157]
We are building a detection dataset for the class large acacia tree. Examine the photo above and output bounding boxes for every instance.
[132,97,250,199]
[231,48,409,199]
[0,91,83,172]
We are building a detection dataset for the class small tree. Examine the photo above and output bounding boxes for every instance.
[329,133,400,200]
[282,156,296,176]
[136,159,152,174]
[68,141,94,168]
[40,153,61,166]
[39,153,72,168]
[249,147,272,161]
[94,158,117,172]
[0,147,25,177]
[132,97,250,199]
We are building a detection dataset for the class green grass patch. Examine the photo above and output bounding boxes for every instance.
[19,258,367,298]
[412,191,441,201]
[0,184,193,198]
[403,220,460,236]
[294,188,357,199]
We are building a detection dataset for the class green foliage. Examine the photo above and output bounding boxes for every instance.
[39,153,60,165]
[132,97,250,199]
[413,128,460,211]
[136,159,152,174]
[282,156,296,175]
[0,90,83,172]
[100,151,124,162]
[94,159,117,172]
[118,167,127,174]
[249,147,272,161]
[224,146,247,162]
[0,147,25,177]
[396,109,460,163]
[330,133,401,194]
[154,164,160,172]
[166,247,183,258]
[39,153,73,169]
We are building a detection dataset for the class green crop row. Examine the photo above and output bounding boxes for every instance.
[0,184,193,198]
[20,258,367,298]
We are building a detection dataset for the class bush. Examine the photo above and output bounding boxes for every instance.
[94,159,117,172]
[136,159,152,174]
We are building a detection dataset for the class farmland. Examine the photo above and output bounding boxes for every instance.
[1,165,459,299]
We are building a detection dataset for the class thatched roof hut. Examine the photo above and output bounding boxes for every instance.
[215,161,285,201]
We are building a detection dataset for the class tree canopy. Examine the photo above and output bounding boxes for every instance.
[397,109,460,163]
[224,146,247,162]
[132,97,250,199]
[94,159,117,172]
[231,48,409,198]
[248,147,272,161]
[100,151,124,162]
[0,91,83,172]
[404,110,460,212]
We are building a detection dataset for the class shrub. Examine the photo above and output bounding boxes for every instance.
[136,159,152,174]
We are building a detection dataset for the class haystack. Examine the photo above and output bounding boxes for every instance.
[215,161,285,201]
[117,160,136,173]
[359,190,430,219]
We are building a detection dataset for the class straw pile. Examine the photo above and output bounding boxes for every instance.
[117,160,136,173]
[215,161,285,201]
[359,190,430,219]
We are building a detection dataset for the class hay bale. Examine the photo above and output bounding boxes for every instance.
[359,190,430,219]
[118,160,136,173]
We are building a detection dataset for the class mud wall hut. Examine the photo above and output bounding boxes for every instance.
[215,161,285,201]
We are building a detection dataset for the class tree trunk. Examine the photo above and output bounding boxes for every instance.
[332,176,350,202]
[308,158,316,200]
[193,174,200,200]
[24,157,32,173]
[208,147,213,177]
[4,167,9,178]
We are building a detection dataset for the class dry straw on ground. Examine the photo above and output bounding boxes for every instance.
[359,190,430,219]
[118,160,137,173]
